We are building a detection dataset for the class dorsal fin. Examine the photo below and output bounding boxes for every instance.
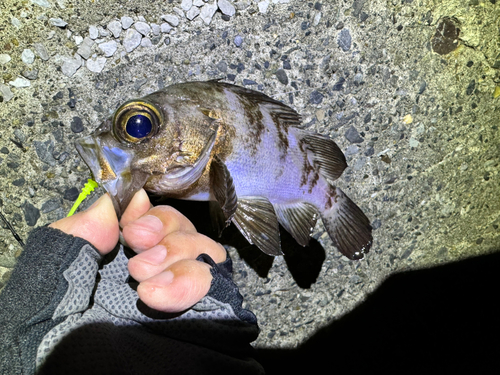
[274,202,319,246]
[213,81,302,129]
[302,133,347,183]
[231,196,282,256]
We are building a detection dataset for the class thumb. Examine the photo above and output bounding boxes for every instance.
[49,194,119,255]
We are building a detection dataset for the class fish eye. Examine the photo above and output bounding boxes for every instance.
[126,114,153,138]
[113,100,162,143]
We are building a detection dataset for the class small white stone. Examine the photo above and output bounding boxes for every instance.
[138,15,146,22]
[313,11,321,26]
[258,0,269,13]
[9,77,31,88]
[98,40,117,57]
[193,0,204,6]
[50,17,67,27]
[200,2,217,25]
[77,37,93,60]
[73,35,83,45]
[21,49,35,64]
[61,54,82,77]
[86,56,106,73]
[11,17,21,28]
[173,7,185,18]
[31,0,52,7]
[89,25,99,39]
[141,38,152,48]
[186,6,200,20]
[0,84,14,102]
[162,14,179,27]
[97,26,109,37]
[108,20,122,38]
[0,54,11,65]
[218,0,235,16]
[123,29,142,53]
[34,43,49,60]
[181,0,192,11]
[134,21,151,36]
[160,23,172,33]
[151,23,160,36]
[409,138,420,148]
[121,16,134,29]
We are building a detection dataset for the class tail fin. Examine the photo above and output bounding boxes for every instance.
[320,188,372,260]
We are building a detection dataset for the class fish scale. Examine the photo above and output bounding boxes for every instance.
[76,80,373,260]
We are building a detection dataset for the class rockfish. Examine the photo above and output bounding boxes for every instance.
[76,81,372,259]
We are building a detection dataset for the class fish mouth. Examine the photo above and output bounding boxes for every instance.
[75,134,149,219]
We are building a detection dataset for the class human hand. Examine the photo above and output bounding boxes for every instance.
[49,190,226,313]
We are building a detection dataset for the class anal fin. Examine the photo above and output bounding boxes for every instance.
[232,196,282,256]
[321,188,372,260]
[274,202,319,246]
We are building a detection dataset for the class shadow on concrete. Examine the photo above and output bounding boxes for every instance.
[256,248,500,374]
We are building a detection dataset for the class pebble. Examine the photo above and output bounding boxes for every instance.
[108,20,122,38]
[160,23,172,33]
[309,90,324,104]
[98,40,117,57]
[141,38,153,48]
[23,201,40,227]
[76,37,93,60]
[34,43,49,61]
[31,0,52,7]
[181,0,193,11]
[89,25,99,39]
[9,77,31,88]
[258,0,270,13]
[218,0,236,16]
[41,198,62,213]
[134,21,151,36]
[338,29,352,52]
[64,187,79,201]
[409,137,419,147]
[121,16,134,29]
[86,56,107,73]
[71,117,84,133]
[22,69,38,80]
[74,35,83,45]
[12,177,25,187]
[98,26,109,37]
[49,17,67,27]
[193,0,205,6]
[162,14,180,27]
[234,35,243,47]
[275,68,288,85]
[200,2,217,25]
[0,54,11,65]
[345,126,364,143]
[61,54,82,77]
[34,140,56,166]
[313,11,322,26]
[123,29,142,53]
[151,23,160,36]
[21,48,35,64]
[0,84,14,102]
[186,6,201,20]
[12,17,21,28]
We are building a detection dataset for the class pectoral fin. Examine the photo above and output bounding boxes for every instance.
[232,196,282,256]
[302,133,347,183]
[209,155,238,234]
[274,202,319,246]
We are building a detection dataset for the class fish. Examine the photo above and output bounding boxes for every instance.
[76,80,372,259]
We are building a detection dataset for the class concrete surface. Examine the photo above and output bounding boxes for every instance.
[0,0,499,352]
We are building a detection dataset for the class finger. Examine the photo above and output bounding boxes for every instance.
[128,232,226,282]
[122,206,197,252]
[120,189,152,228]
[137,259,213,313]
[49,194,119,255]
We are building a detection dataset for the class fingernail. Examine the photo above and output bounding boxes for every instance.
[155,270,174,286]
[131,215,163,233]
[140,245,167,265]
